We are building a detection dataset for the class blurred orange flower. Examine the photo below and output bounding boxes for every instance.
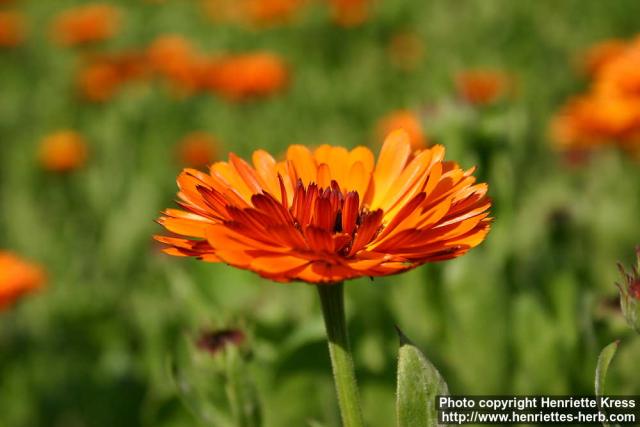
[551,92,640,151]
[51,4,121,47]
[245,0,304,26]
[77,52,147,102]
[552,35,640,154]
[147,35,205,93]
[178,132,219,167]
[387,32,425,71]
[202,0,303,27]
[327,0,370,27]
[203,52,288,100]
[39,130,88,172]
[581,39,628,76]
[377,110,427,150]
[0,10,26,48]
[455,69,511,106]
[202,0,305,26]
[595,39,640,97]
[0,252,45,310]
[155,130,491,284]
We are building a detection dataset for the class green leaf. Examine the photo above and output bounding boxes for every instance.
[396,327,449,427]
[595,340,620,427]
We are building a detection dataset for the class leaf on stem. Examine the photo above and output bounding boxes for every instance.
[396,326,449,427]
[595,340,620,427]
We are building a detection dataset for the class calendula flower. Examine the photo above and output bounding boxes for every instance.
[178,132,219,167]
[155,130,491,284]
[77,52,146,102]
[147,35,205,93]
[327,0,370,27]
[0,252,45,310]
[0,10,26,48]
[552,35,640,155]
[581,39,628,76]
[244,0,303,26]
[551,92,640,151]
[455,69,511,106]
[616,247,640,333]
[50,3,121,47]
[595,39,640,97]
[377,110,428,150]
[39,130,88,172]
[201,0,303,27]
[203,52,288,100]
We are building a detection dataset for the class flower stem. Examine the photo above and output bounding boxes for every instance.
[317,282,365,427]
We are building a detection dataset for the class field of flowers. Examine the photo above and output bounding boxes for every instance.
[2,0,640,426]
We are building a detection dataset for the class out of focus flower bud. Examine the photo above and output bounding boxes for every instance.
[616,247,640,333]
[196,328,246,355]
[38,130,88,173]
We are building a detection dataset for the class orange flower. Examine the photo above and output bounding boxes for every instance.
[77,52,146,102]
[0,252,45,310]
[39,130,88,172]
[147,35,205,93]
[155,130,491,284]
[244,0,303,26]
[178,132,219,167]
[327,0,370,27]
[377,110,428,151]
[581,39,628,76]
[595,39,640,97]
[0,10,26,48]
[551,92,640,151]
[50,4,121,47]
[387,32,425,71]
[552,35,640,154]
[455,69,511,106]
[203,52,288,100]
[201,0,303,27]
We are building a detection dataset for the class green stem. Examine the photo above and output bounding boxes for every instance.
[317,283,365,427]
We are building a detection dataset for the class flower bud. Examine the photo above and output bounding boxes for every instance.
[616,247,640,333]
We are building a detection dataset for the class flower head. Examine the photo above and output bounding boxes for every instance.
[552,35,640,155]
[616,247,640,333]
[77,52,146,102]
[377,110,428,151]
[178,132,219,167]
[147,35,205,93]
[203,52,288,101]
[327,0,370,27]
[455,69,511,106]
[50,3,121,47]
[0,10,26,48]
[201,0,303,27]
[155,131,491,284]
[0,252,45,310]
[581,39,628,76]
[39,130,88,173]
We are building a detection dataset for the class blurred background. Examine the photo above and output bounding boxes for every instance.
[2,0,640,426]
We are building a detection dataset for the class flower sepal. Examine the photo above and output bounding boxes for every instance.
[616,247,640,333]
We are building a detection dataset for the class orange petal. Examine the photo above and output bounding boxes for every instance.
[371,130,411,209]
